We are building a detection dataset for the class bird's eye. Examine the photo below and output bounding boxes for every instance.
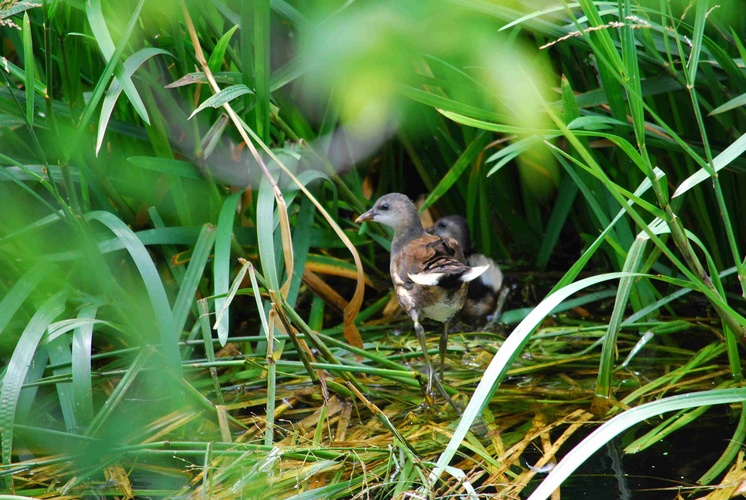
[438,221,447,228]
[381,203,390,211]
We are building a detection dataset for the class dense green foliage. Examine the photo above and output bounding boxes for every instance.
[2,0,746,498]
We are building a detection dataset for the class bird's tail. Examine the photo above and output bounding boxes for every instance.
[459,264,489,283]
[467,253,503,291]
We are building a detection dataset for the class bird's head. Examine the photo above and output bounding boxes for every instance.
[430,215,471,254]
[355,193,420,234]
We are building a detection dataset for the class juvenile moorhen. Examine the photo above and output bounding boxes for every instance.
[431,215,506,325]
[356,193,488,396]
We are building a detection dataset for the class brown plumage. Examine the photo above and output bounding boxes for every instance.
[431,215,505,324]
[356,193,487,396]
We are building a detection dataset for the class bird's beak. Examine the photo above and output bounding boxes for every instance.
[355,208,375,224]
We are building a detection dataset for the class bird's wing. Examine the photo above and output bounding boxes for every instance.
[394,234,469,290]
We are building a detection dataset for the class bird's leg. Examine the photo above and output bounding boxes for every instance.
[439,321,449,380]
[411,313,460,412]
[411,313,434,396]
[486,286,511,330]
[434,322,461,414]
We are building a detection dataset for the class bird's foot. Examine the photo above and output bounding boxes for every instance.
[432,376,462,415]
[417,365,461,415]
[420,391,436,409]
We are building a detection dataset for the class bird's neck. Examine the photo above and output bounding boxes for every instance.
[390,221,424,257]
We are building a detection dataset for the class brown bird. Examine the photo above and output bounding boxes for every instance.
[356,193,488,396]
[431,215,506,325]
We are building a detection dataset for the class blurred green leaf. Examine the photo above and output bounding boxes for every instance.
[0,262,51,332]
[127,156,203,180]
[71,305,98,430]
[85,211,182,375]
[86,0,150,124]
[165,71,244,88]
[96,48,172,155]
[1,290,67,470]
[66,0,146,161]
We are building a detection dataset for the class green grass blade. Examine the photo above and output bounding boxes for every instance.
[499,288,617,325]
[246,263,276,446]
[213,191,243,346]
[147,207,189,296]
[437,108,559,135]
[617,344,724,414]
[534,173,577,270]
[575,0,626,122]
[673,131,746,197]
[47,331,77,435]
[0,211,63,247]
[0,56,46,96]
[208,24,239,73]
[686,0,708,84]
[214,258,252,329]
[197,299,224,406]
[400,84,511,123]
[166,71,244,89]
[550,152,613,235]
[0,154,74,217]
[13,346,48,454]
[254,0,271,143]
[257,177,280,291]
[22,12,33,128]
[485,135,545,177]
[595,236,648,406]
[625,405,711,454]
[709,91,746,116]
[620,0,646,155]
[173,224,217,337]
[286,193,315,306]
[698,404,746,485]
[188,84,254,119]
[0,1,42,19]
[419,131,488,211]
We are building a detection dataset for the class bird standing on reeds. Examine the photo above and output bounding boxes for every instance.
[356,193,488,397]
[431,215,507,325]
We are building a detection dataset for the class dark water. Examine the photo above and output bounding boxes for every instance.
[523,406,737,499]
